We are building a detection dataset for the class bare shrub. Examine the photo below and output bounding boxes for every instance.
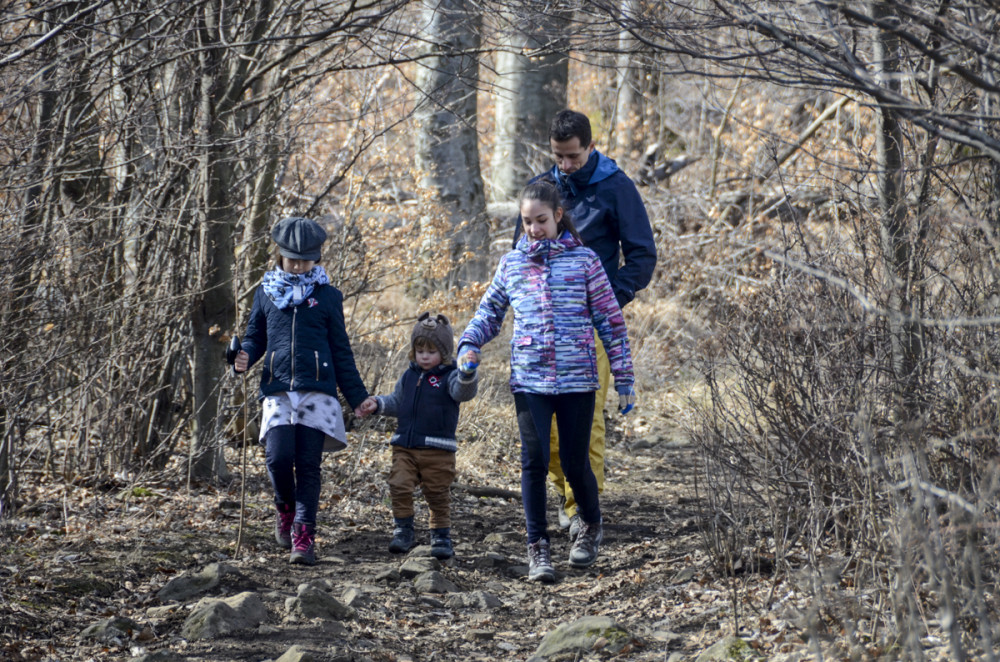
[692,205,1000,653]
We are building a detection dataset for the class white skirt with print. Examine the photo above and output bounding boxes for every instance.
[259,390,348,452]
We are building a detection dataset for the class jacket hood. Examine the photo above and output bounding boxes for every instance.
[515,230,583,260]
[547,150,620,197]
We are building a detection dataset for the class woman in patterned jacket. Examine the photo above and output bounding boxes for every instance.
[458,180,636,583]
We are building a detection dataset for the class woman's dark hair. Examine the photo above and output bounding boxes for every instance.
[549,109,592,146]
[519,179,582,242]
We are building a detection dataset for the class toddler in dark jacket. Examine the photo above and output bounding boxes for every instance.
[357,313,478,559]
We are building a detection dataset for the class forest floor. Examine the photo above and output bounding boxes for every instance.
[2,410,836,662]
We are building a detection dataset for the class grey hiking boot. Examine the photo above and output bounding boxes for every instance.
[527,539,555,583]
[557,495,571,530]
[388,516,416,554]
[289,522,316,565]
[430,527,453,560]
[568,514,582,541]
[274,503,294,549]
[568,520,602,568]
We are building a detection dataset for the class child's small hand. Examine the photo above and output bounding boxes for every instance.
[355,396,378,418]
[616,385,636,415]
[234,350,249,373]
[458,349,480,375]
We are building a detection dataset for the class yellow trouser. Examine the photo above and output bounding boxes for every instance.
[548,332,611,518]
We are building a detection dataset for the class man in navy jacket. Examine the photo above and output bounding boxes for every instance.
[513,109,657,537]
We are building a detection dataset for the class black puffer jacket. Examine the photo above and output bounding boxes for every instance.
[241,283,369,408]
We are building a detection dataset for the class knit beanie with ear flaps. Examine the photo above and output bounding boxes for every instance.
[272,216,327,261]
[411,312,455,361]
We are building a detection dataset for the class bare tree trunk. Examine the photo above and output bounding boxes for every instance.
[872,1,923,425]
[0,4,60,516]
[610,0,658,160]
[189,0,238,480]
[489,8,568,202]
[413,0,488,283]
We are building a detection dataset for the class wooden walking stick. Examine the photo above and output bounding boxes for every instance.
[227,335,250,557]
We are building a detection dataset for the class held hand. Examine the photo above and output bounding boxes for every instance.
[233,350,249,373]
[355,396,378,418]
[616,385,636,415]
[458,349,480,375]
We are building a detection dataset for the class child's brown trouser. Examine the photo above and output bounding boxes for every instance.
[388,446,456,529]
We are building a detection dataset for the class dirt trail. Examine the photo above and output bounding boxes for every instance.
[1,429,746,662]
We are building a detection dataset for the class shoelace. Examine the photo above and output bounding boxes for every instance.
[293,530,314,552]
[278,511,294,531]
[532,541,552,566]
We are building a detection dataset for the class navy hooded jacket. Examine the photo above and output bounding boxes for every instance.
[514,150,657,308]
[241,282,369,408]
[374,362,478,452]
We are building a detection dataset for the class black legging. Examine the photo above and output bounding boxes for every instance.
[514,391,599,544]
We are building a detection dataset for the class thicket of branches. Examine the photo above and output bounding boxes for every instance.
[0,0,436,503]
[564,0,1000,655]
[5,0,1000,655]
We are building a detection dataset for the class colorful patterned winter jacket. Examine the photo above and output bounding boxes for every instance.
[458,232,634,395]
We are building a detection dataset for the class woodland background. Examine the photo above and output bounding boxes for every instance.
[3,1,1000,660]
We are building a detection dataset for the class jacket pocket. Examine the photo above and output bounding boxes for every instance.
[314,350,320,381]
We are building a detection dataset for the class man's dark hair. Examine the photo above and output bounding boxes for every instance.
[549,110,592,146]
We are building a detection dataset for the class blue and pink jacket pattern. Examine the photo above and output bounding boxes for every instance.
[459,232,635,395]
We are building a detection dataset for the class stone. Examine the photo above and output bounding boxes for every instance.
[528,616,635,661]
[374,567,401,583]
[479,552,508,567]
[276,644,315,662]
[341,587,369,608]
[483,531,521,545]
[79,616,139,642]
[399,556,440,578]
[134,652,182,662]
[299,578,336,592]
[157,563,235,603]
[145,606,176,619]
[444,591,502,610]
[464,629,494,642]
[285,584,355,621]
[180,591,267,640]
[412,570,458,594]
[695,635,755,661]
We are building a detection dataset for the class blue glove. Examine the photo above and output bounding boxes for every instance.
[458,349,479,376]
[616,385,636,415]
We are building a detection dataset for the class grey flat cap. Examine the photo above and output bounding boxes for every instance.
[272,216,327,261]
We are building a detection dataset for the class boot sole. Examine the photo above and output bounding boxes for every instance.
[528,567,556,582]
[289,552,316,565]
[388,543,415,554]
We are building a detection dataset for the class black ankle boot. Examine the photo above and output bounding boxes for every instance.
[430,527,453,560]
[388,516,415,554]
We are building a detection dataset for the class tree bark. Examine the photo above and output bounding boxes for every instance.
[610,0,658,160]
[413,0,488,283]
[489,8,569,202]
[189,0,238,481]
[872,1,923,427]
